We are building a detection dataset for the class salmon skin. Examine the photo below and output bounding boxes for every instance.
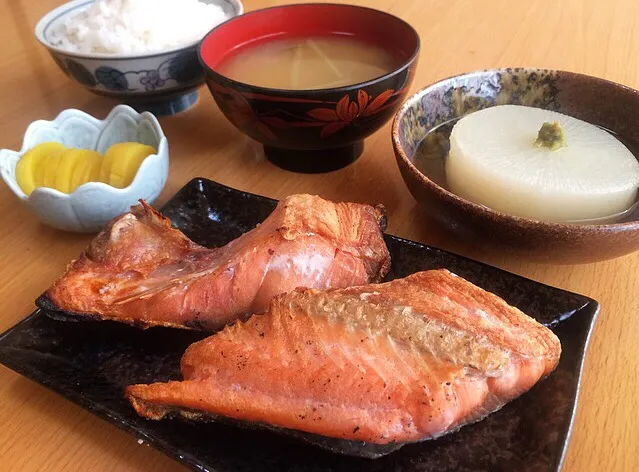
[39,195,390,331]
[126,269,561,454]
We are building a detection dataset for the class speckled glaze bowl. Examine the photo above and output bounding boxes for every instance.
[392,68,639,264]
[35,0,243,116]
[199,3,419,173]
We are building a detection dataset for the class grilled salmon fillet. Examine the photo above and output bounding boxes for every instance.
[41,195,390,330]
[126,269,561,445]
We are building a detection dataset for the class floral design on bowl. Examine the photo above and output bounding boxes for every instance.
[307,90,397,138]
[139,70,166,91]
[209,84,279,141]
[208,83,411,146]
[86,52,206,93]
[65,58,96,87]
[167,50,203,84]
[35,0,244,115]
[52,49,205,95]
[95,66,130,91]
[0,105,169,233]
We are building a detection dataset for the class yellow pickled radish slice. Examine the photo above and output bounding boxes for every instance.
[70,157,89,191]
[87,152,103,183]
[15,142,66,195]
[74,151,103,191]
[55,149,97,193]
[43,151,64,189]
[34,147,64,188]
[34,159,48,189]
[68,150,102,191]
[99,146,115,184]
[104,142,156,188]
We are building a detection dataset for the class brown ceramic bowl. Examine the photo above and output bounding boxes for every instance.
[392,68,639,264]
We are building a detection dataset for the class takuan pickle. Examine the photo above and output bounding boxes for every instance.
[16,141,156,195]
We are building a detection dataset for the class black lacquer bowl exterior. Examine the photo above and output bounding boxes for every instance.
[0,178,598,471]
[199,4,420,172]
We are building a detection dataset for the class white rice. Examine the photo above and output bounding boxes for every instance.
[49,0,228,54]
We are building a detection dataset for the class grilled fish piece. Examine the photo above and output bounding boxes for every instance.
[126,269,561,448]
[40,195,390,330]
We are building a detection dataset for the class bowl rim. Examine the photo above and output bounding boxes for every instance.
[391,67,639,232]
[0,104,168,202]
[34,0,244,60]
[197,2,421,95]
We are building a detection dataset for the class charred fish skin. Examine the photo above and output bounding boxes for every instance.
[126,269,561,450]
[41,195,390,331]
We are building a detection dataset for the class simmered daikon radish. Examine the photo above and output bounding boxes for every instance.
[445,105,639,222]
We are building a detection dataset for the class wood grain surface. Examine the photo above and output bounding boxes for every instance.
[0,0,637,470]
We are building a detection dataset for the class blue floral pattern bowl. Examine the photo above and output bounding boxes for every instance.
[35,0,243,115]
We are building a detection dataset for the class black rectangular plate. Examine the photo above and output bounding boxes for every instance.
[0,178,598,472]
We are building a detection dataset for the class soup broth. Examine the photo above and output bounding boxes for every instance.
[219,36,400,90]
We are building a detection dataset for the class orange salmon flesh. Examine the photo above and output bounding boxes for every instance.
[127,269,561,444]
[44,195,390,331]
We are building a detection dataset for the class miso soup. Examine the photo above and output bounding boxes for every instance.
[219,36,400,90]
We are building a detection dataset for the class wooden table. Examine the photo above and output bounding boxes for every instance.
[1,0,637,470]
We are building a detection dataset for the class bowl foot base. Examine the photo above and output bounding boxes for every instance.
[264,141,364,173]
[129,91,199,116]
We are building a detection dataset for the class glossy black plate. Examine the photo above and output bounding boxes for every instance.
[0,178,598,471]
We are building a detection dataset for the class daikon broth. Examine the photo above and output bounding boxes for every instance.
[218,36,400,90]
[413,116,639,224]
[413,119,457,188]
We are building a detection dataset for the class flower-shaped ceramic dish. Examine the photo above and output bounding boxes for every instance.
[35,0,243,116]
[199,3,419,173]
[0,105,168,233]
[392,68,639,264]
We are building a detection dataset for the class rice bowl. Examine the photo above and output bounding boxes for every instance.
[35,0,243,115]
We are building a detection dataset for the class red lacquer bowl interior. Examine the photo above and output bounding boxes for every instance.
[200,3,419,88]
